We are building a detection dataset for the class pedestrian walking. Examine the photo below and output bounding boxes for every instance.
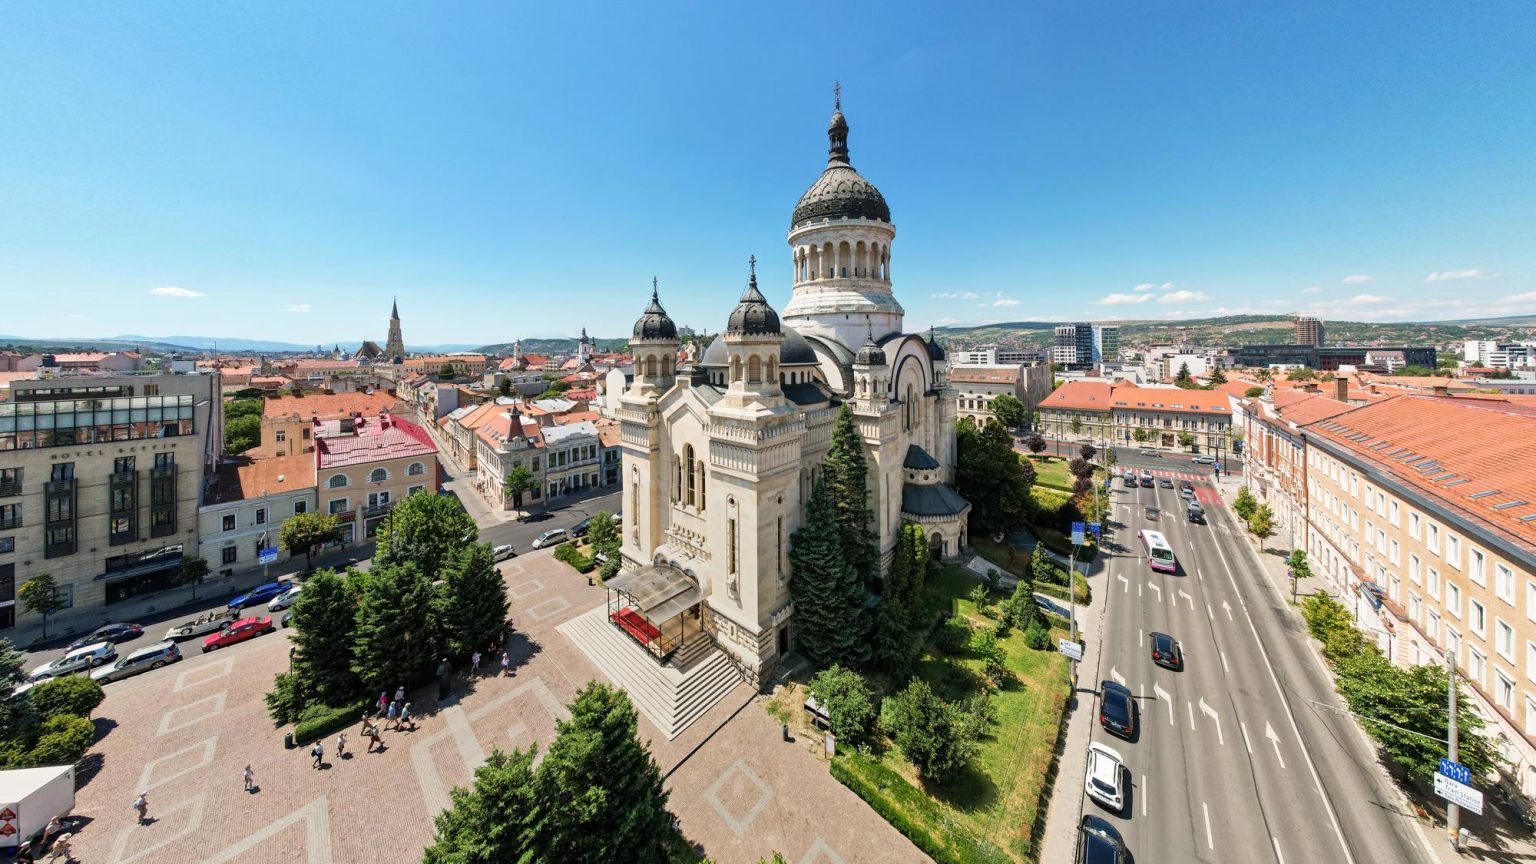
[133,791,149,824]
[46,832,73,863]
[470,650,481,673]
[336,732,348,759]
[394,684,406,704]
[39,816,63,851]
[400,702,414,731]
[311,740,324,769]
[500,650,511,676]
[376,691,389,715]
[243,765,254,791]
[360,714,380,752]
[386,699,399,730]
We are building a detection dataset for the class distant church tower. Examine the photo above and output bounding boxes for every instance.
[578,327,593,366]
[384,298,406,361]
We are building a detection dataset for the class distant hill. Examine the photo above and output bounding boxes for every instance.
[474,337,627,355]
[935,314,1536,350]
[110,335,482,354]
[0,335,203,354]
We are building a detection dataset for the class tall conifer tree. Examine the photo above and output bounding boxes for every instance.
[789,477,870,669]
[824,404,879,588]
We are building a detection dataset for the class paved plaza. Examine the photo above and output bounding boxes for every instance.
[63,551,929,864]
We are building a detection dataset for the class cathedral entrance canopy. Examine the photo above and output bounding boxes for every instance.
[605,564,703,661]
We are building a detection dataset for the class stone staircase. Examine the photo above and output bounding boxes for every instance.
[558,605,743,739]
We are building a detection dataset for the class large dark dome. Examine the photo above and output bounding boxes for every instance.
[632,281,677,341]
[727,264,780,336]
[790,103,890,229]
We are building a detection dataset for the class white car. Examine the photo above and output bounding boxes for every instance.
[532,529,570,549]
[268,584,303,612]
[28,642,117,682]
[1084,742,1126,812]
[492,543,517,562]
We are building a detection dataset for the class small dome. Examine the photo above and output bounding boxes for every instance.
[726,260,780,336]
[925,328,947,361]
[855,327,886,366]
[632,280,678,341]
[790,99,890,229]
[702,328,817,368]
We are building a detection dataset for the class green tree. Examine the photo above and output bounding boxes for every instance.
[1175,362,1193,386]
[1132,427,1150,443]
[808,665,876,747]
[279,511,342,571]
[1209,367,1228,385]
[504,466,537,510]
[1248,504,1275,551]
[27,675,105,721]
[1070,415,1083,437]
[437,544,511,659]
[970,627,1007,684]
[586,511,622,581]
[538,683,674,864]
[788,477,870,670]
[374,492,477,579]
[1233,486,1258,520]
[28,714,95,765]
[439,363,457,380]
[1243,386,1266,398]
[1078,442,1097,462]
[956,419,1033,537]
[18,574,65,638]
[424,747,542,864]
[288,568,362,707]
[498,377,513,398]
[1177,431,1194,449]
[1285,368,1318,381]
[224,414,263,454]
[824,405,879,589]
[880,678,980,783]
[224,397,265,419]
[0,639,28,737]
[870,601,919,680]
[351,561,438,694]
[1286,548,1311,602]
[177,555,210,601]
[1067,457,1092,480]
[990,394,1026,430]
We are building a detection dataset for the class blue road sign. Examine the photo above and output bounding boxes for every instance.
[1088,523,1101,536]
[1438,758,1471,785]
[258,546,278,566]
[1071,521,1085,534]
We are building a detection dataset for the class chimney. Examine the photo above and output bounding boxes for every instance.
[1334,376,1349,403]
[1432,384,1450,397]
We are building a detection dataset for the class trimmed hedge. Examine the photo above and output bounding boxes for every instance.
[830,751,1010,864]
[292,699,371,745]
[552,543,595,573]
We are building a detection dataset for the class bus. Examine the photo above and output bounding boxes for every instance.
[1140,529,1177,573]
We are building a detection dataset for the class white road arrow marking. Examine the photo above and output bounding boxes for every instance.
[1179,589,1194,610]
[1147,582,1162,602]
[1154,683,1173,726]
[1110,666,1126,686]
[1118,574,1129,593]
[1222,600,1234,621]
[1265,722,1287,769]
[1200,697,1224,745]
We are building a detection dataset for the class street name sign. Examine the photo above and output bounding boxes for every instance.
[1438,758,1471,785]
[1433,772,1483,815]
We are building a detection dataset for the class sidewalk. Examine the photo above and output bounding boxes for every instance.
[1212,481,1536,864]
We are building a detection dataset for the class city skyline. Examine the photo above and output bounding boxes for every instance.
[3,2,1535,344]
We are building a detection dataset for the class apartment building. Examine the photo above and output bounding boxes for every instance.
[1039,380,1233,454]
[0,370,221,628]
[1235,388,1354,548]
[1300,396,1536,798]
[314,415,439,546]
[950,363,1051,427]
[252,390,404,458]
[197,451,317,573]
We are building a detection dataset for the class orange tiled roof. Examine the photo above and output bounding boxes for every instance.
[1041,380,1113,412]
[206,451,318,505]
[1303,395,1536,555]
[949,367,1021,385]
[263,390,401,420]
[1109,385,1231,415]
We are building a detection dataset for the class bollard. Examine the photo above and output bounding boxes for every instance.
[283,731,295,749]
[782,722,789,742]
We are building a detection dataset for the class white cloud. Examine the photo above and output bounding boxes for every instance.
[1341,274,1373,285]
[932,291,979,300]
[151,286,204,298]
[992,298,1020,307]
[1505,291,1536,304]
[1347,293,1391,304]
[286,303,312,313]
[1158,289,1206,303]
[932,317,960,326]
[1094,292,1155,306]
[1426,269,1497,282]
[1301,285,1321,294]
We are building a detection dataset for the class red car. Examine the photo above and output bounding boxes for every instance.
[202,616,276,652]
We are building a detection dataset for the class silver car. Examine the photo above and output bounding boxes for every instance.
[268,584,303,612]
[532,529,569,549]
[28,642,117,682]
[90,641,181,683]
[492,543,517,562]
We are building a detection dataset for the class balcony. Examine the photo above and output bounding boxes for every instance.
[0,481,20,497]
[110,470,136,484]
[362,503,394,519]
[45,479,75,495]
[44,540,76,558]
[151,466,175,480]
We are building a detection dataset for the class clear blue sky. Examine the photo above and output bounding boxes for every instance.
[3,1,1534,346]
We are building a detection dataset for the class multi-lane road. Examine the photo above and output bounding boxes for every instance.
[1081,463,1437,863]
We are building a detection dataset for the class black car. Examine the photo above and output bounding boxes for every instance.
[517,511,553,524]
[1145,507,1159,521]
[570,516,593,537]
[1187,502,1206,524]
[1077,814,1131,863]
[1099,681,1136,739]
[67,623,143,650]
[1151,631,1183,670]
[1122,475,1137,488]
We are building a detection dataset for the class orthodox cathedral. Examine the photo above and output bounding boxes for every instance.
[613,95,968,683]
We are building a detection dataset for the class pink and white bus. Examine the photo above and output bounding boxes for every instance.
[1140,529,1177,573]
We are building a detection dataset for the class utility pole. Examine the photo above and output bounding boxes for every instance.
[1068,542,1078,688]
[1446,646,1461,853]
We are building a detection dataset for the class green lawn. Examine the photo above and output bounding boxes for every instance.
[1023,455,1075,492]
[837,567,1071,863]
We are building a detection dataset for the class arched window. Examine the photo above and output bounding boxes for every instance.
[748,355,762,384]
[697,459,707,511]
[685,444,696,507]
[672,455,681,502]
[406,461,425,476]
[370,467,389,483]
[767,356,777,383]
[662,354,673,376]
[730,356,742,382]
[328,474,349,489]
[645,356,657,377]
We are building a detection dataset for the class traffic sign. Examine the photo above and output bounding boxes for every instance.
[1087,523,1101,537]
[258,546,278,565]
[1058,639,1084,662]
[1071,521,1085,546]
[1438,758,1471,785]
[1433,772,1483,815]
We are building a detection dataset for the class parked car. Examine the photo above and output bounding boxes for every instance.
[28,642,117,682]
[1187,502,1206,524]
[90,641,182,683]
[1084,743,1126,812]
[66,623,142,650]
[164,611,238,641]
[570,517,593,538]
[1076,814,1131,863]
[281,610,294,628]
[532,528,570,549]
[1098,681,1136,739]
[202,616,276,652]
[1191,454,1216,465]
[492,543,518,562]
[228,581,290,611]
[1157,477,1173,488]
[268,584,303,612]
[1150,631,1183,670]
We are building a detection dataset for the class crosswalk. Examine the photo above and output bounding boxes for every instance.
[1115,469,1225,506]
